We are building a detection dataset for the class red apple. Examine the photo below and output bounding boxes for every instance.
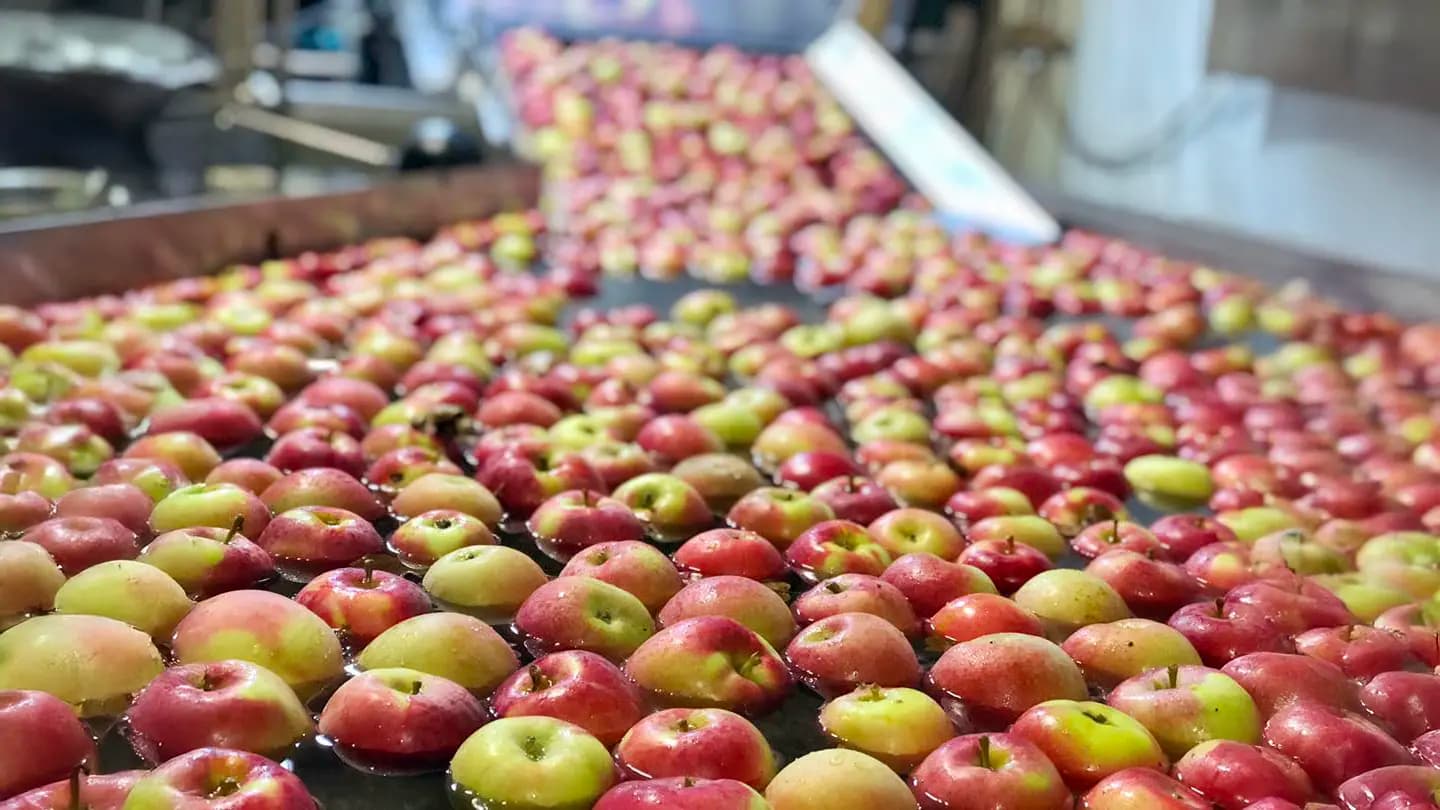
[909,733,1071,810]
[123,660,313,763]
[318,668,486,768]
[0,691,96,800]
[490,650,647,747]
[615,708,777,789]
[295,566,431,647]
[1263,700,1414,793]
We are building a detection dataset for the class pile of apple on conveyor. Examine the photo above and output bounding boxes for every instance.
[4,32,1440,810]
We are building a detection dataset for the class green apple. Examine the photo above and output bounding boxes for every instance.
[851,407,932,446]
[53,560,193,638]
[449,717,617,809]
[422,545,549,623]
[1124,455,1214,511]
[1311,573,1413,622]
[1216,506,1307,545]
[691,402,766,449]
[1013,570,1132,640]
[1356,531,1440,599]
[0,613,164,716]
[818,686,955,772]
[358,612,519,695]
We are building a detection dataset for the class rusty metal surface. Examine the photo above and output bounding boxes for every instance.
[0,163,540,306]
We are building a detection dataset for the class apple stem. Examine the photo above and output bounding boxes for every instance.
[68,764,88,810]
[1167,664,1178,689]
[362,559,375,586]
[225,515,245,545]
[846,476,857,493]
[583,490,593,507]
[1004,535,1014,554]
[978,736,991,770]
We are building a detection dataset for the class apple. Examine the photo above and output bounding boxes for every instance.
[819,686,954,773]
[258,468,384,522]
[53,560,193,638]
[136,520,275,597]
[91,457,188,503]
[1151,514,1239,561]
[876,553,996,619]
[928,632,1087,729]
[1061,619,1203,691]
[930,732,1083,810]
[751,420,848,472]
[53,485,151,536]
[528,489,647,561]
[1106,665,1262,759]
[514,576,654,662]
[1168,600,1296,667]
[421,545,549,623]
[20,516,138,576]
[121,747,316,810]
[616,707,778,789]
[1010,700,1168,789]
[0,690,96,800]
[294,566,431,648]
[612,473,715,540]
[124,660,312,763]
[490,650,646,746]
[582,441,662,492]
[867,508,965,560]
[625,616,793,716]
[1085,550,1203,620]
[1070,521,1162,561]
[0,614,162,717]
[1226,574,1357,635]
[927,593,1045,646]
[785,612,921,696]
[122,431,222,481]
[357,612,518,696]
[659,575,796,648]
[1359,671,1440,742]
[0,541,65,628]
[1221,651,1359,717]
[1335,766,1440,810]
[785,519,893,582]
[1080,769,1212,810]
[145,397,263,450]
[668,453,765,512]
[793,574,921,635]
[1263,700,1415,793]
[171,589,343,700]
[555,540,680,615]
[966,515,1066,560]
[388,510,495,568]
[1292,624,1423,681]
[0,491,54,534]
[673,528,788,582]
[726,487,836,550]
[318,667,486,769]
[449,716,617,810]
[254,505,384,578]
[813,476,899,525]
[149,482,271,540]
[945,486,1035,526]
[1173,739,1315,810]
[955,537,1053,594]
[764,749,918,810]
[0,770,144,810]
[1012,569,1131,640]
[594,778,769,810]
